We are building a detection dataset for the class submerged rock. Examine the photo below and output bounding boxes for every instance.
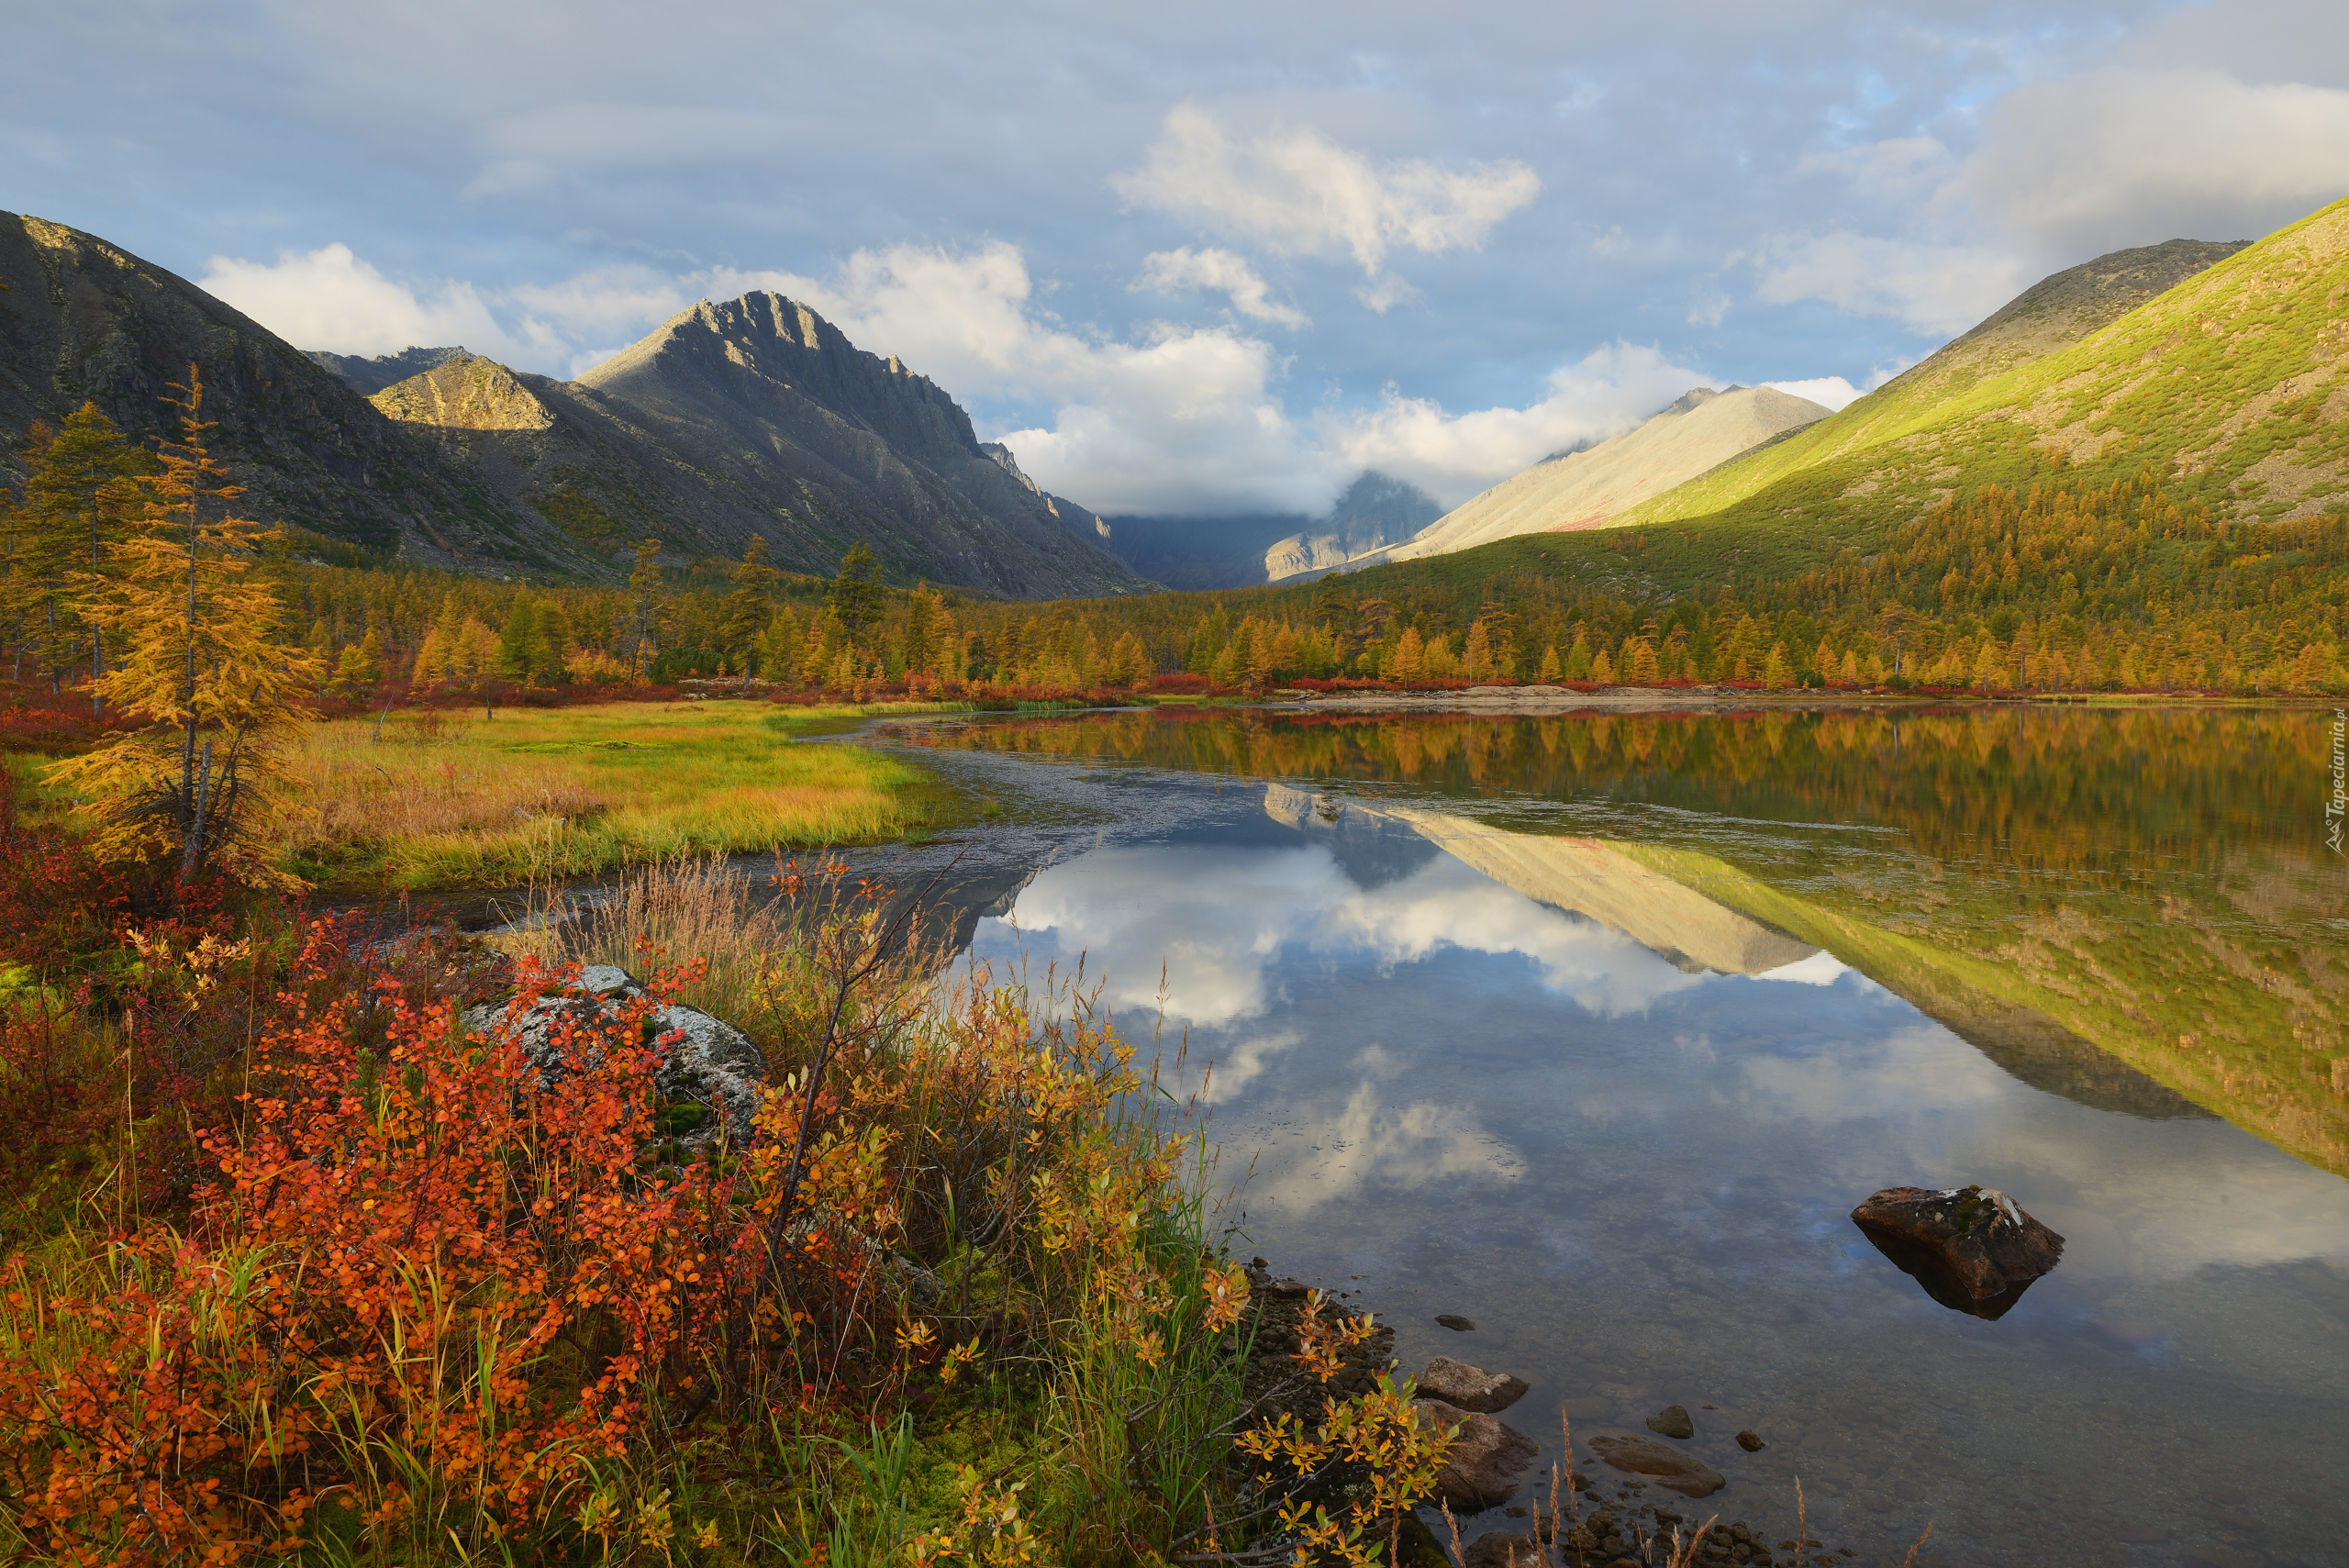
[462,963,766,1149]
[1851,1184,2065,1318]
[1644,1404,1696,1440]
[1436,1313,1478,1331]
[1736,1429,1766,1451]
[1411,1398,1539,1509]
[1463,1533,1546,1568]
[1585,1432,1727,1497]
[1419,1355,1531,1413]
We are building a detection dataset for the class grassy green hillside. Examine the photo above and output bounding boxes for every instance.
[1623,195,2349,537]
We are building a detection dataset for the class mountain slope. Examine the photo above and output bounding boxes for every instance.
[536,293,1150,595]
[0,213,591,573]
[1307,384,1831,579]
[1620,230,2299,533]
[1103,472,1444,589]
[308,345,472,396]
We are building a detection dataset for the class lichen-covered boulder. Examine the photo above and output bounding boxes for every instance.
[1851,1184,2065,1318]
[462,963,766,1148]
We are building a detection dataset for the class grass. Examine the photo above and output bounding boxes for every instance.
[274,699,961,892]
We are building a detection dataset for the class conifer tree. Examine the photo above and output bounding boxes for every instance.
[52,368,318,884]
[497,595,541,682]
[828,541,887,645]
[17,404,143,709]
[718,534,780,663]
[628,538,663,680]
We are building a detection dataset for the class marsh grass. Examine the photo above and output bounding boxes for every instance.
[278,699,955,891]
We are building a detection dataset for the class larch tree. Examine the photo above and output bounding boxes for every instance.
[51,368,319,886]
[718,534,780,672]
[628,538,664,680]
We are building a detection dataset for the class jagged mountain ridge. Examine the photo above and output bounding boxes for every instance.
[359,295,1150,596]
[307,345,473,396]
[0,212,591,573]
[1261,473,1446,579]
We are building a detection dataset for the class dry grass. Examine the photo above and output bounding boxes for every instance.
[276,699,950,891]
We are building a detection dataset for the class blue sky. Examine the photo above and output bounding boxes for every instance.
[7,1,2347,515]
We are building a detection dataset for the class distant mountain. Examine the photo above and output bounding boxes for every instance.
[0,212,590,572]
[1101,471,1444,588]
[1621,235,2264,531]
[1294,385,1831,580]
[365,295,1151,596]
[1262,473,1445,580]
[307,344,472,396]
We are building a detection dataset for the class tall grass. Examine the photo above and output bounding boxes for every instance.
[277,701,942,892]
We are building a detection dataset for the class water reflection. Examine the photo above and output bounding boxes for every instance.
[939,751,2349,1566]
[902,706,2348,1175]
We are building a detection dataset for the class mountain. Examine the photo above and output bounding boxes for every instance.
[1619,232,2277,533]
[1296,384,1832,580]
[306,345,471,395]
[1100,471,1444,588]
[361,295,1150,596]
[1261,473,1445,579]
[0,212,592,572]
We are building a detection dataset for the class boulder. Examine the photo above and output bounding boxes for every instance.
[1420,1355,1531,1414]
[462,963,767,1149]
[1464,1533,1548,1568]
[1436,1313,1478,1331]
[1585,1432,1726,1498]
[1411,1398,1539,1510]
[1644,1404,1695,1440]
[1850,1184,2065,1319]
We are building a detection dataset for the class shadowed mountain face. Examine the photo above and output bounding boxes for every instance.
[306,345,472,396]
[0,212,588,573]
[356,295,1151,596]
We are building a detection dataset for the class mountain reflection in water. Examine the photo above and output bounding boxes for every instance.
[911,724,2349,1567]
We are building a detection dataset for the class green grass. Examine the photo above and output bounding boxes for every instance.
[278,698,962,892]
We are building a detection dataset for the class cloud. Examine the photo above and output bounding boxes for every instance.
[1752,231,2033,339]
[1112,103,1540,279]
[1763,375,1865,411]
[1132,247,1309,328]
[1948,66,2349,260]
[1318,340,1713,505]
[197,243,563,363]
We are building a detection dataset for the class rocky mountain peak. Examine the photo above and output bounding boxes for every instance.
[309,345,473,396]
[370,354,553,432]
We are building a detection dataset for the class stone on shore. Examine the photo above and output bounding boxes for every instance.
[1419,1355,1531,1413]
[1585,1432,1727,1498]
[1851,1184,2065,1318]
[1412,1398,1540,1509]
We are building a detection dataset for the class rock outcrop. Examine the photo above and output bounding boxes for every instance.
[462,963,766,1148]
[1851,1184,2065,1318]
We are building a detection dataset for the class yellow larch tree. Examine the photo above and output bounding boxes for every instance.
[51,367,319,885]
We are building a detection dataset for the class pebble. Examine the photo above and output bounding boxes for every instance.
[1736,1429,1766,1451]
[1437,1313,1477,1331]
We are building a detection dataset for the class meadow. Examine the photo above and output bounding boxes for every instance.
[275,699,959,892]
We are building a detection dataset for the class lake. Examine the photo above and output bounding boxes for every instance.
[859,703,2348,1568]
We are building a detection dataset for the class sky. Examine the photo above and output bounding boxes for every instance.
[8,1,2349,517]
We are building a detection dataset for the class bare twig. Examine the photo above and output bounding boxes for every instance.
[1898,1519,1935,1567]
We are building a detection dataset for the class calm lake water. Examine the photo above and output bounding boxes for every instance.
[865,705,2349,1568]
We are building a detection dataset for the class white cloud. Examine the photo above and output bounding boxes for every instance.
[1763,375,1864,411]
[1132,246,1309,328]
[1948,66,2349,260]
[1318,340,1713,505]
[1753,231,2032,339]
[1112,103,1541,280]
[197,243,565,364]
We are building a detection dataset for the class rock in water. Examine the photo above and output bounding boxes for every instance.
[1644,1404,1696,1440]
[462,964,766,1149]
[1850,1184,2065,1319]
[1436,1313,1478,1331]
[1585,1433,1727,1498]
[1419,1355,1531,1413]
[1464,1534,1546,1568]
[1411,1399,1539,1509]
[1736,1429,1766,1451]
